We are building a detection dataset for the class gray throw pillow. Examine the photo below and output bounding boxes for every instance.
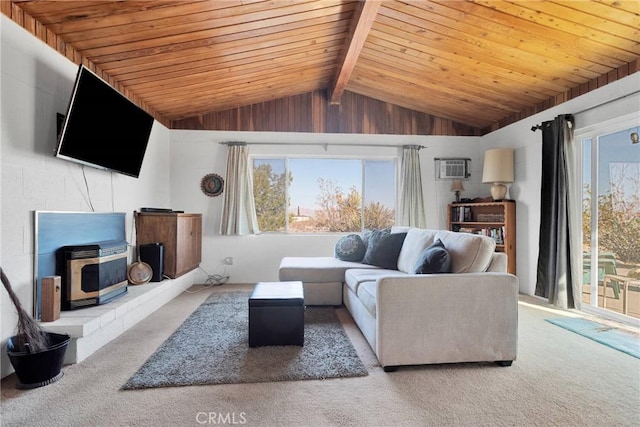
[362,229,407,270]
[413,239,451,274]
[334,234,366,262]
[361,227,390,252]
[360,229,374,251]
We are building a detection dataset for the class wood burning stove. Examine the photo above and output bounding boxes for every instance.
[56,240,128,310]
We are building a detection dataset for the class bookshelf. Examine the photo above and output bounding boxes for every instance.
[447,201,516,275]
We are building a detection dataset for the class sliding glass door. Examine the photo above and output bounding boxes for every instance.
[579,116,640,320]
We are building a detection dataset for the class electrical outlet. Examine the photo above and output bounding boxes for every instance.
[223,257,233,265]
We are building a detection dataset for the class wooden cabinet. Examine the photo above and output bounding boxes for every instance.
[447,201,516,275]
[135,213,202,279]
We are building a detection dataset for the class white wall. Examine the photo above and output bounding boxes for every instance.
[170,131,484,284]
[0,16,172,378]
[482,72,640,295]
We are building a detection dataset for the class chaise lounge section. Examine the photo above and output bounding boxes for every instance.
[279,227,519,370]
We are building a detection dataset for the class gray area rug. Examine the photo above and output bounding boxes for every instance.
[122,290,368,389]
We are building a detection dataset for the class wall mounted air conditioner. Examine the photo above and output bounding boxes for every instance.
[434,158,471,180]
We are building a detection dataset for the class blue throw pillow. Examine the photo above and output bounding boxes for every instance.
[362,229,407,270]
[413,239,451,274]
[334,234,366,262]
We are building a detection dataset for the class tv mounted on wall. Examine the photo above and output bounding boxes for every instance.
[55,65,154,178]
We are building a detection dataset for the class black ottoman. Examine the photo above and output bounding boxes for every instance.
[249,281,304,347]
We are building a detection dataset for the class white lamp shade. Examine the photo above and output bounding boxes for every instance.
[482,148,514,184]
[450,180,465,192]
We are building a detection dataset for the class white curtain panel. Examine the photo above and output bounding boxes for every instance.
[564,120,582,310]
[220,144,260,235]
[399,145,426,228]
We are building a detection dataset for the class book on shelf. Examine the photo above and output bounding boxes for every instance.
[477,213,505,222]
[451,206,472,222]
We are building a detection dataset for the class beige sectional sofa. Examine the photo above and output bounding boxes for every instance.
[279,227,519,371]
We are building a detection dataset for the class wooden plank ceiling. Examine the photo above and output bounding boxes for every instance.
[5,0,639,133]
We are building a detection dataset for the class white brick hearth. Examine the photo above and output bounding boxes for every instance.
[40,270,200,364]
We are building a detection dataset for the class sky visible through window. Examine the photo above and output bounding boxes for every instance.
[288,158,395,214]
[253,157,396,216]
[582,127,640,195]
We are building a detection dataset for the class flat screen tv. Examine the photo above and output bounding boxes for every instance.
[56,65,154,178]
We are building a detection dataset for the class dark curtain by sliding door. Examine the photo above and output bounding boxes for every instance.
[535,114,576,308]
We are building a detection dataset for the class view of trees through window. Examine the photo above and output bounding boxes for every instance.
[253,157,396,233]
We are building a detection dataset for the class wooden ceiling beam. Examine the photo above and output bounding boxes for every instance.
[328,0,381,104]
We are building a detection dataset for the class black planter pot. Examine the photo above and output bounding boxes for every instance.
[6,332,70,389]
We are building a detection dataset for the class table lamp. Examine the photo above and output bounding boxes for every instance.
[450,179,465,202]
[482,148,514,201]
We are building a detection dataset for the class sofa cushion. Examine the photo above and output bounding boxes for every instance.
[434,230,496,273]
[397,228,437,273]
[345,268,405,294]
[390,225,411,234]
[279,257,379,284]
[356,281,378,318]
[413,239,451,274]
[334,234,366,262]
[362,230,407,270]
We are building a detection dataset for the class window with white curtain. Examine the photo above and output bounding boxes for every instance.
[252,157,397,233]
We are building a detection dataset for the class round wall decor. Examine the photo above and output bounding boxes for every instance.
[201,173,224,197]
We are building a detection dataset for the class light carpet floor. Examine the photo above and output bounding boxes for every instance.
[1,284,639,427]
